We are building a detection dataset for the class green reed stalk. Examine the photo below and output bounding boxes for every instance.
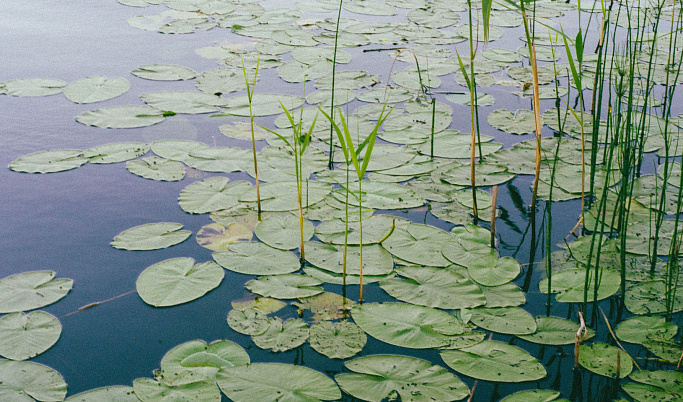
[242,59,262,221]
[327,0,344,169]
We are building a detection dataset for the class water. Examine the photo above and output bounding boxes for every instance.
[1,0,676,400]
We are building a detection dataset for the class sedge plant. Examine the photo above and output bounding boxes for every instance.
[242,58,262,221]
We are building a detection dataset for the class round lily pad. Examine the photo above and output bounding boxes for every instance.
[314,215,397,245]
[309,320,366,359]
[196,222,252,251]
[9,149,88,174]
[246,274,323,299]
[539,268,621,303]
[179,177,252,214]
[84,142,149,164]
[0,271,73,314]
[160,339,250,383]
[127,156,186,181]
[3,78,67,97]
[227,307,270,336]
[383,224,453,267]
[132,377,220,401]
[64,386,138,401]
[467,306,537,335]
[518,316,596,345]
[141,90,229,114]
[216,363,341,401]
[440,340,547,382]
[254,214,314,250]
[213,242,300,275]
[0,311,61,361]
[616,316,678,345]
[578,342,633,378]
[220,94,305,117]
[499,389,562,402]
[336,354,470,401]
[132,64,197,81]
[304,242,394,276]
[252,317,309,352]
[0,360,67,401]
[136,257,224,307]
[622,370,683,402]
[111,222,191,250]
[63,76,130,104]
[76,105,166,128]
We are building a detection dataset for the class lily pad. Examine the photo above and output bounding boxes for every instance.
[304,242,394,276]
[213,242,300,275]
[63,76,130,104]
[351,302,464,349]
[382,224,453,267]
[141,91,229,114]
[440,340,546,382]
[468,306,536,335]
[578,342,633,378]
[539,268,621,303]
[3,78,67,97]
[76,105,166,128]
[625,281,683,315]
[0,271,73,314]
[0,311,61,361]
[9,149,88,173]
[64,386,138,401]
[218,94,305,117]
[616,316,678,345]
[314,215,398,245]
[0,360,67,401]
[127,156,186,181]
[246,274,323,299]
[111,222,191,250]
[227,307,270,336]
[309,320,366,359]
[488,109,539,135]
[136,257,224,307]
[336,355,469,401]
[239,181,331,212]
[196,222,252,251]
[623,370,683,402]
[254,214,314,250]
[179,177,252,214]
[132,64,197,81]
[499,390,562,402]
[84,142,149,164]
[518,316,596,345]
[132,378,220,401]
[216,363,341,401]
[252,317,309,352]
[159,339,250,384]
[293,292,355,322]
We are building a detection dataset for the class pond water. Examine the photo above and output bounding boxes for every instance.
[2,0,682,401]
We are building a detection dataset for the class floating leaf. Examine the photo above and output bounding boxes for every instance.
[216,363,341,401]
[63,76,130,104]
[0,360,67,401]
[293,292,356,322]
[227,308,270,336]
[218,94,305,117]
[337,354,469,401]
[252,317,309,352]
[179,177,251,214]
[383,224,453,267]
[213,242,300,275]
[84,142,149,164]
[518,316,596,345]
[141,91,229,114]
[441,340,546,382]
[351,302,464,349]
[9,149,87,173]
[0,311,61,361]
[625,281,683,315]
[111,222,191,250]
[132,378,220,401]
[64,386,138,401]
[254,214,314,250]
[239,181,331,212]
[314,215,398,245]
[309,320,366,359]
[578,342,633,378]
[219,121,267,141]
[136,257,224,307]
[3,78,67,97]
[0,271,73,314]
[499,389,562,402]
[616,316,678,345]
[132,64,197,81]
[126,156,186,181]
[196,67,248,95]
[304,242,394,276]
[488,109,538,135]
[196,222,252,251]
[623,370,683,402]
[539,268,621,303]
[246,274,323,299]
[380,265,486,309]
[467,307,536,335]
[76,105,166,128]
[159,339,250,384]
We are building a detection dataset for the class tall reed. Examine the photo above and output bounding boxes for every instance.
[242,59,262,221]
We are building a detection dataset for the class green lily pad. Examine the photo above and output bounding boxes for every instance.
[213,242,300,275]
[304,242,394,276]
[219,121,267,141]
[0,311,61,361]
[3,78,67,97]
[0,271,73,314]
[383,224,453,267]
[539,268,621,303]
[76,105,166,128]
[468,306,536,335]
[218,94,305,117]
[309,320,366,359]
[246,274,323,299]
[63,76,130,104]
[292,292,355,322]
[441,163,515,186]
[127,156,186,181]
[351,302,464,349]
[132,64,197,81]
[252,317,309,352]
[195,67,249,95]
[380,265,486,309]
[159,339,250,384]
[336,355,470,401]
[499,389,562,402]
[227,307,270,336]
[133,377,220,401]
[141,91,229,114]
[446,92,495,107]
[488,109,539,135]
[239,182,331,212]
[357,87,413,103]
[616,316,678,345]
[0,360,67,401]
[623,370,683,402]
[344,0,397,15]
[84,142,149,164]
[136,258,223,307]
[578,342,633,378]
[196,222,252,251]
[150,139,209,161]
[254,214,314,250]
[183,147,252,173]
[179,177,252,214]
[216,363,341,401]
[111,222,191,250]
[440,340,547,382]
[64,386,138,401]
[625,281,683,315]
[518,316,596,345]
[9,149,88,173]
[314,215,398,245]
